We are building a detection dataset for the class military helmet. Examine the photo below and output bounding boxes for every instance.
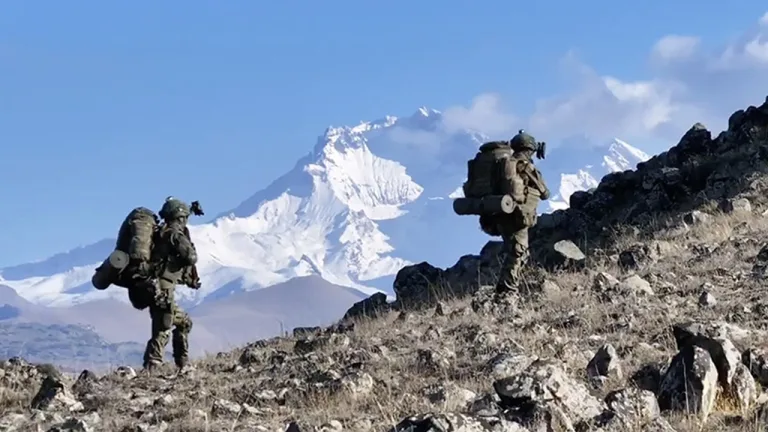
[159,196,191,220]
[509,129,537,151]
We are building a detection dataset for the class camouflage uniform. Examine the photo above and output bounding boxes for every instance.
[495,131,550,294]
[143,197,198,371]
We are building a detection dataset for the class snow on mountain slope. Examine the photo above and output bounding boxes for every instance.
[0,107,651,312]
[541,138,651,212]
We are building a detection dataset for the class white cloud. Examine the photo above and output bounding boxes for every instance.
[437,12,768,152]
[441,93,518,137]
[652,35,701,61]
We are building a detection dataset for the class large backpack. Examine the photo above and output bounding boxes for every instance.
[115,207,158,262]
[453,141,525,216]
[91,207,159,293]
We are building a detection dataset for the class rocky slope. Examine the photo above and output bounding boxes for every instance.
[12,96,768,431]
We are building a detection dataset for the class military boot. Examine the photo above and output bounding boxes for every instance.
[142,359,163,375]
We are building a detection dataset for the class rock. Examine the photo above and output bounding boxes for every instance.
[292,326,322,338]
[434,302,446,316]
[136,421,169,432]
[336,371,374,398]
[417,348,453,372]
[683,210,711,225]
[59,416,95,432]
[721,363,757,416]
[342,292,391,321]
[551,240,586,268]
[31,376,80,411]
[486,352,538,380]
[540,280,561,297]
[211,398,242,416]
[587,344,623,382]
[391,413,526,432]
[71,370,97,398]
[743,347,768,386]
[593,272,620,292]
[721,197,752,214]
[423,383,477,411]
[618,275,653,296]
[114,366,136,379]
[318,420,344,432]
[605,387,660,423]
[657,345,718,423]
[699,291,717,307]
[0,414,27,431]
[672,322,743,387]
[493,359,603,430]
[618,243,658,270]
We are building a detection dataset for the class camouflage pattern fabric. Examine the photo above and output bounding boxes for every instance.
[143,277,193,369]
[142,217,198,370]
[494,147,550,294]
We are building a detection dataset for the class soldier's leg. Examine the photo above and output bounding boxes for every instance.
[142,279,174,369]
[143,304,172,368]
[171,304,193,368]
[496,225,529,293]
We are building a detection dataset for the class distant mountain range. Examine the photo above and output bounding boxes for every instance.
[0,107,650,366]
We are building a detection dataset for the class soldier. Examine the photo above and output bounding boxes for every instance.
[142,197,199,372]
[494,130,550,296]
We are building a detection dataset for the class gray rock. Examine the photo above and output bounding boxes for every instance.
[721,197,752,214]
[493,359,604,429]
[618,275,654,296]
[587,344,623,382]
[552,240,586,268]
[606,387,660,422]
[657,345,718,423]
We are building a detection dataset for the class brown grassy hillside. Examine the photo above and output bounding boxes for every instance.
[4,98,768,431]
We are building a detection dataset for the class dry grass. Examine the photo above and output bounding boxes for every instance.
[3,210,768,431]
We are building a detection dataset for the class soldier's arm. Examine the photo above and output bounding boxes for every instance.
[531,167,551,200]
[501,159,526,203]
[169,228,198,266]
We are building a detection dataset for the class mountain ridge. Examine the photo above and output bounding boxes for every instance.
[0,107,650,315]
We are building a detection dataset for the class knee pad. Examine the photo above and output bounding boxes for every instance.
[176,317,193,334]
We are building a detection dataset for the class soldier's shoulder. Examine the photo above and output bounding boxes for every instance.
[515,158,532,171]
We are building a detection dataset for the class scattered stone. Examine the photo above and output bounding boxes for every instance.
[587,344,623,383]
[493,359,603,430]
[699,291,717,307]
[657,345,718,423]
[114,366,137,379]
[31,376,79,411]
[618,275,654,296]
[721,197,752,214]
[743,347,768,386]
[604,387,663,427]
[683,210,712,225]
[551,240,586,268]
[212,398,242,416]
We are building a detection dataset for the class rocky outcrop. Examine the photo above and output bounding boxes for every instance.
[378,96,768,311]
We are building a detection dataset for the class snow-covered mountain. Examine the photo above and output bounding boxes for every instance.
[0,107,650,310]
[542,138,651,211]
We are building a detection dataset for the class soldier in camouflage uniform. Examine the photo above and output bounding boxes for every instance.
[143,197,198,372]
[495,130,550,295]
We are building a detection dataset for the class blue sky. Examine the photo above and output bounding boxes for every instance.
[1,1,768,267]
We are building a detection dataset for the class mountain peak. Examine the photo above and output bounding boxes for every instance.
[0,106,652,317]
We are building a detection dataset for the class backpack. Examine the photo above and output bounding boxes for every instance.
[453,141,525,216]
[115,207,159,262]
[91,207,159,292]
